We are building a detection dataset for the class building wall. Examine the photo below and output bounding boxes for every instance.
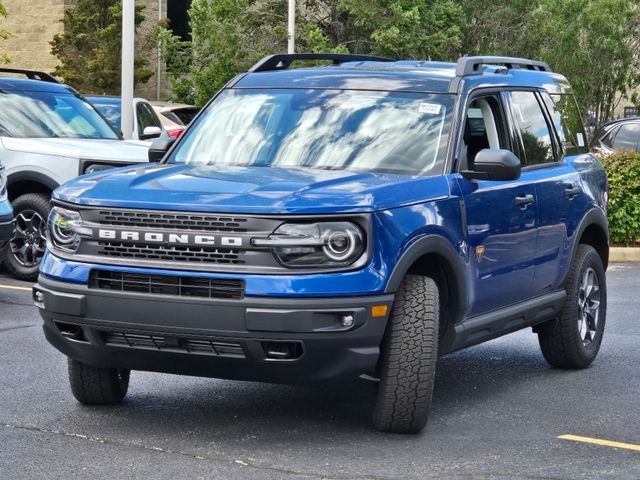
[0,0,70,73]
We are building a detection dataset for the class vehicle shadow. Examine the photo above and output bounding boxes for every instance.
[73,337,576,443]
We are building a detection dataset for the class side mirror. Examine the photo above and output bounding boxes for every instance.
[462,148,521,181]
[141,126,162,140]
[148,138,175,162]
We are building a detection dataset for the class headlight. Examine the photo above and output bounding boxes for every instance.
[83,163,116,174]
[253,222,366,268]
[48,207,91,253]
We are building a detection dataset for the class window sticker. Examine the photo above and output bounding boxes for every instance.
[576,132,585,147]
[419,103,442,115]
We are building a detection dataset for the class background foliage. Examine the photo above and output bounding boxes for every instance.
[0,1,9,64]
[602,151,640,245]
[50,0,153,94]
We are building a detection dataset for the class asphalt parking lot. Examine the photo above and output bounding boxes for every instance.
[1,264,639,480]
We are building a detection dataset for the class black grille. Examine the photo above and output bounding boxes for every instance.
[90,270,245,299]
[103,330,245,358]
[97,242,245,265]
[95,209,249,232]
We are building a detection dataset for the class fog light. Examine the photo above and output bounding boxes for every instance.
[34,290,44,306]
[341,314,355,328]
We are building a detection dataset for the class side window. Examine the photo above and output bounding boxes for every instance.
[542,93,588,154]
[507,91,556,166]
[136,103,161,132]
[612,123,640,151]
[460,96,506,170]
[600,126,619,148]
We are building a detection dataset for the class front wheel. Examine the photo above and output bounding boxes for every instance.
[538,244,606,369]
[68,359,130,405]
[373,274,439,434]
[4,193,49,280]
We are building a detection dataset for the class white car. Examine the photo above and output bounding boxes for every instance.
[0,68,151,279]
[151,101,201,139]
[86,95,167,141]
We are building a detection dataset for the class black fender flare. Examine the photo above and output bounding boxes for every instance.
[384,234,467,323]
[7,171,59,193]
[568,207,609,270]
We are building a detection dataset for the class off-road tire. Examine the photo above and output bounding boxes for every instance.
[373,274,439,434]
[4,193,50,281]
[68,359,130,405]
[538,244,606,369]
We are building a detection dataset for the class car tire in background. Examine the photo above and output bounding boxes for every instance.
[4,193,49,281]
[373,274,439,434]
[537,244,607,369]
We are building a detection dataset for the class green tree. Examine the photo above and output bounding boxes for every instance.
[50,0,153,94]
[0,2,10,64]
[528,0,640,124]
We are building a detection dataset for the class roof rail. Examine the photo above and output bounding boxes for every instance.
[248,53,394,73]
[0,68,60,83]
[455,56,551,77]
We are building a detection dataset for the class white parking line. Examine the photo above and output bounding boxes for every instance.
[0,284,31,292]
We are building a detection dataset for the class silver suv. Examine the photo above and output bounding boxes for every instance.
[0,68,149,279]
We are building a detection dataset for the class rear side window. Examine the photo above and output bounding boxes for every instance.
[543,93,588,154]
[507,91,555,166]
[612,123,640,151]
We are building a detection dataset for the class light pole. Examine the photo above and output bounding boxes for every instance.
[121,0,135,140]
[288,0,295,54]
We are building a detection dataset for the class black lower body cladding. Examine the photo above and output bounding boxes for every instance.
[34,275,394,384]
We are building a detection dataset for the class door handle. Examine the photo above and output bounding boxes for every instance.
[514,194,535,207]
[564,183,582,198]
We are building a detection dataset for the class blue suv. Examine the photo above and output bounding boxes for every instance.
[34,54,608,434]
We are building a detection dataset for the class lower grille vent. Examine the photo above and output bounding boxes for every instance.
[103,331,245,358]
[89,270,245,299]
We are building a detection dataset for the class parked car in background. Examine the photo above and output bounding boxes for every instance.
[86,96,166,141]
[0,68,150,280]
[151,101,200,138]
[0,163,12,248]
[591,117,640,155]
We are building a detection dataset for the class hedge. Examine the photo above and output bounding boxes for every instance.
[601,150,640,246]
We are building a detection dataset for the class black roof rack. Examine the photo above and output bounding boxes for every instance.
[455,56,552,76]
[0,67,60,83]
[248,53,394,73]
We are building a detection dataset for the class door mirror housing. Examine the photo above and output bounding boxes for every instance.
[148,138,175,162]
[141,126,162,140]
[462,148,521,181]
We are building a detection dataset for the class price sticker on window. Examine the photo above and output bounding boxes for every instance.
[418,103,442,115]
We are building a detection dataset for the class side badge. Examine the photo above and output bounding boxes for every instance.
[475,246,485,262]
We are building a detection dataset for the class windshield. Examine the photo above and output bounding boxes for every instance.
[0,91,119,139]
[170,89,454,176]
[89,98,122,130]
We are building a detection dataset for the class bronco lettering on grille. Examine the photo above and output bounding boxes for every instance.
[96,229,244,247]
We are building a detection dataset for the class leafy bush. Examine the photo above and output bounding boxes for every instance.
[602,150,640,245]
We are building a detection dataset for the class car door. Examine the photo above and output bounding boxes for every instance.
[610,122,640,152]
[456,93,538,316]
[515,91,591,294]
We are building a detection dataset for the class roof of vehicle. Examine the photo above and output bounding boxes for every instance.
[150,101,199,111]
[234,55,571,95]
[85,95,150,104]
[599,116,640,129]
[0,76,75,94]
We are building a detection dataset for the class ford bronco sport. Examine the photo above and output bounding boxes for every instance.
[34,54,608,434]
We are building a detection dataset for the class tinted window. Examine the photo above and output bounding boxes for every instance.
[612,123,640,151]
[0,91,118,139]
[171,89,454,176]
[136,102,161,132]
[543,93,587,154]
[172,107,200,125]
[508,91,555,166]
[599,126,619,148]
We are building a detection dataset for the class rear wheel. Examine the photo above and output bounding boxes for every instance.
[373,274,439,434]
[4,193,49,280]
[68,359,130,405]
[538,244,606,369]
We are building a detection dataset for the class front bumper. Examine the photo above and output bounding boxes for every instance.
[0,213,13,244]
[34,275,394,383]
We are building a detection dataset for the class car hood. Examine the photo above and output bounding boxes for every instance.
[0,137,150,162]
[54,163,452,214]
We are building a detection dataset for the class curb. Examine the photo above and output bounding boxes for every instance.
[610,247,640,262]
